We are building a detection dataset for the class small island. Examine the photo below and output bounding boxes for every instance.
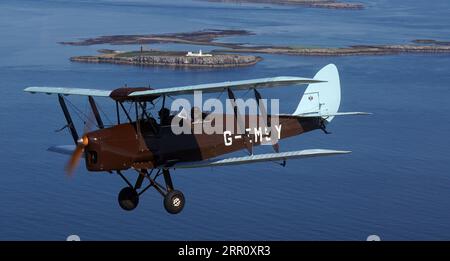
[200,0,364,9]
[70,49,262,68]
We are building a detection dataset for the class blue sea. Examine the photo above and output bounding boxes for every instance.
[0,0,449,240]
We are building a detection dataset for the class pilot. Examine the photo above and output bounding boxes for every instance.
[158,107,171,126]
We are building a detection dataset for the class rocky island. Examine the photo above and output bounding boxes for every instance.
[200,0,364,9]
[412,39,450,46]
[216,42,450,56]
[64,30,261,68]
[61,29,251,48]
[70,49,262,68]
[62,29,450,58]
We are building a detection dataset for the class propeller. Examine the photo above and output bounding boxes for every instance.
[65,135,89,176]
[65,110,96,176]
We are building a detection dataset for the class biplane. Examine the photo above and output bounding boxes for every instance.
[24,64,368,214]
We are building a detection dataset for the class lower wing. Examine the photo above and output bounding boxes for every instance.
[47,146,350,169]
[170,149,350,169]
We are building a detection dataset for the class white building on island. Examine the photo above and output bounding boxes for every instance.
[186,50,212,57]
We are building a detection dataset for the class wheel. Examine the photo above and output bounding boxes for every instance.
[163,190,185,214]
[118,187,139,211]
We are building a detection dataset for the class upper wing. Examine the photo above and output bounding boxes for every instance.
[129,76,323,97]
[24,76,323,99]
[24,87,111,97]
[169,149,350,169]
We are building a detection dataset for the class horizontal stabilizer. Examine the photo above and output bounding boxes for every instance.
[170,149,350,169]
[48,145,76,156]
[296,111,372,117]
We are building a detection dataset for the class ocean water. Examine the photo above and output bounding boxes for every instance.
[0,0,449,240]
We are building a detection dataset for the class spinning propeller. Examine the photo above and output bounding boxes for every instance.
[65,111,95,176]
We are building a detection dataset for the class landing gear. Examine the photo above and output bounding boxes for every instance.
[118,187,139,211]
[164,190,185,214]
[115,169,185,214]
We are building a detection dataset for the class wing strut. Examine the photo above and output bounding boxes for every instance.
[58,94,79,144]
[88,96,104,129]
[227,88,253,155]
[254,89,280,153]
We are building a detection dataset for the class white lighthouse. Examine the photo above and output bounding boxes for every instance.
[186,50,212,57]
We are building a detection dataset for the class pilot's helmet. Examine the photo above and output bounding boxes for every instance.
[159,107,170,118]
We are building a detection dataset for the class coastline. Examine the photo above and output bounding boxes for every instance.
[199,0,364,9]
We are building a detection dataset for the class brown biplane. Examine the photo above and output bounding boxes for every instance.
[24,64,368,214]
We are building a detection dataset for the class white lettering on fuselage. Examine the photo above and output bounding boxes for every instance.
[223,125,282,146]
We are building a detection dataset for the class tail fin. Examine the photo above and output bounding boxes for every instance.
[293,64,341,122]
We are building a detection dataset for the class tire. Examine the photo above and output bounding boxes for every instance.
[118,187,139,211]
[163,190,185,214]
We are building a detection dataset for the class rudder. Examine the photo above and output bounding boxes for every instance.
[293,64,341,122]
